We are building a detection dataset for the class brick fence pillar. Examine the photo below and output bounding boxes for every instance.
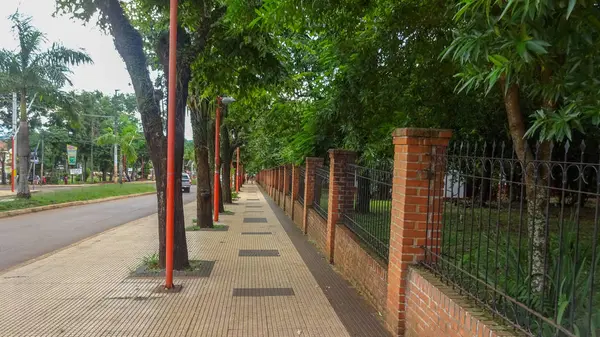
[278,166,284,205]
[283,165,290,210]
[385,128,451,336]
[271,168,275,197]
[291,165,300,220]
[303,157,324,235]
[326,150,356,264]
[275,167,279,201]
[272,168,275,196]
[267,169,273,197]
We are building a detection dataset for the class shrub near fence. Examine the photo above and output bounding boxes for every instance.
[422,141,600,337]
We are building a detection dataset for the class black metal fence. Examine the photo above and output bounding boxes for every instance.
[422,141,600,337]
[286,167,292,196]
[313,166,330,218]
[298,167,305,205]
[343,164,392,262]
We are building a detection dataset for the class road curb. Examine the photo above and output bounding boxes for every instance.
[0,191,157,219]
[0,201,196,276]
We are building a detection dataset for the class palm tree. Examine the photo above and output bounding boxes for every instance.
[96,115,139,182]
[0,12,92,198]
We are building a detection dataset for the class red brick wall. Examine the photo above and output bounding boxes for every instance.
[405,267,517,337]
[334,224,388,315]
[293,201,303,228]
[306,208,327,254]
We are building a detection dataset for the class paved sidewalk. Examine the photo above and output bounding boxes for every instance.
[0,184,390,336]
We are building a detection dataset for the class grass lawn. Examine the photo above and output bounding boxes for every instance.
[186,224,228,231]
[0,183,156,212]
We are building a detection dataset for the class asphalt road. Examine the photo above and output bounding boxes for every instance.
[0,187,196,271]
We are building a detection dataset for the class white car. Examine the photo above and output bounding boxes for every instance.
[182,173,192,193]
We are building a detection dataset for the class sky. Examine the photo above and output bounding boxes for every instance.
[0,0,194,139]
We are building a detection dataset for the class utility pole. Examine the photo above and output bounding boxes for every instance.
[113,117,119,183]
[40,137,44,180]
[90,122,94,183]
[118,145,123,184]
[11,92,17,193]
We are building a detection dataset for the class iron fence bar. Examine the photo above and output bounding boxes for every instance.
[420,248,578,337]
[503,144,516,317]
[298,167,305,205]
[484,143,496,307]
[554,144,569,324]
[492,143,505,313]
[342,163,392,262]
[313,166,329,219]
[475,143,487,301]
[424,139,600,336]
[588,153,600,337]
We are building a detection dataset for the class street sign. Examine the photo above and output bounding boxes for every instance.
[69,168,82,175]
[66,145,77,165]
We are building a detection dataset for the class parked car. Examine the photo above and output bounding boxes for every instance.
[182,173,191,193]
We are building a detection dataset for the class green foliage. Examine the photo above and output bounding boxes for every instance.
[444,0,600,142]
[96,114,142,166]
[232,0,509,173]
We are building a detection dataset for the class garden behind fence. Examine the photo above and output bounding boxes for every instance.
[423,141,600,337]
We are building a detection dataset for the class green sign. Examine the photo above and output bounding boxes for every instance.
[67,145,77,166]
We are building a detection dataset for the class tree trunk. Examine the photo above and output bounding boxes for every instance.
[502,80,551,293]
[102,170,107,182]
[190,97,213,228]
[1,156,6,185]
[122,155,130,181]
[17,89,31,198]
[98,0,188,270]
[221,123,233,204]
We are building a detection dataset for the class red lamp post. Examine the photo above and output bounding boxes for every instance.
[236,147,240,193]
[164,0,178,289]
[213,96,235,222]
[213,96,222,222]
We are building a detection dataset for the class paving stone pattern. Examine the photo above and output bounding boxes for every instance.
[0,184,389,336]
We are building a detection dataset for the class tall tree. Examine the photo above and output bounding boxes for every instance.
[56,0,230,269]
[0,12,92,198]
[444,0,600,291]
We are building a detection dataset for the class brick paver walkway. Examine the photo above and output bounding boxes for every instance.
[0,184,389,336]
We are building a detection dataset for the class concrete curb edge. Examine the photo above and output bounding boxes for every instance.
[0,191,157,219]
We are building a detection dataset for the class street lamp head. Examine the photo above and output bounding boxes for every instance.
[221,96,235,105]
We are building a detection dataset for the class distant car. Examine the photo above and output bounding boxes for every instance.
[182,173,191,193]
